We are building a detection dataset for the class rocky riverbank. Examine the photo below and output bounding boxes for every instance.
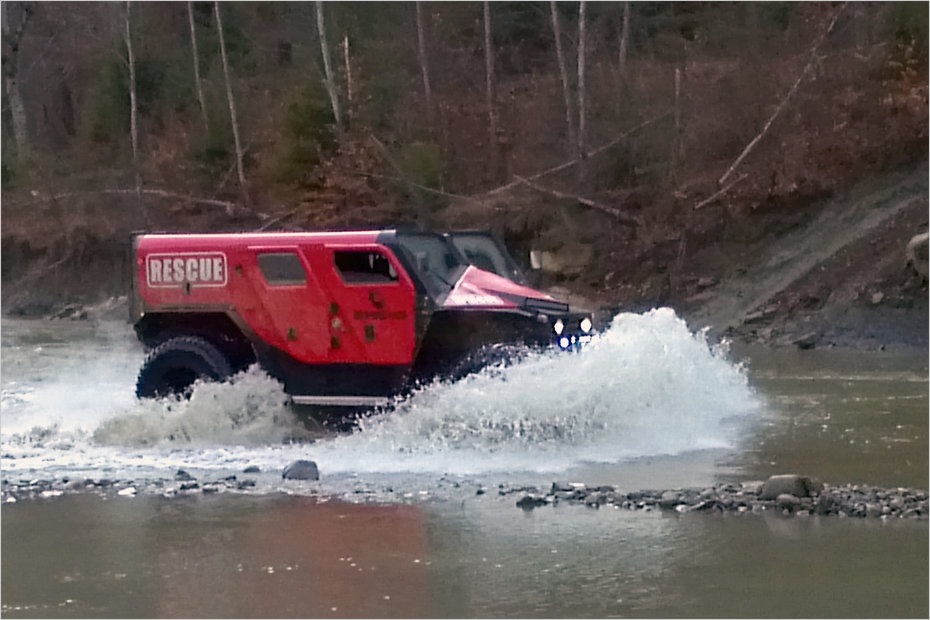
[3,470,927,521]
[506,474,930,520]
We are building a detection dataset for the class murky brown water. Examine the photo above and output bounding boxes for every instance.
[1,319,927,618]
[2,492,926,618]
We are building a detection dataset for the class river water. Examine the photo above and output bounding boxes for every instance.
[1,310,927,618]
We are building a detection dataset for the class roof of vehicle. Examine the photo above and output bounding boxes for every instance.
[135,230,392,250]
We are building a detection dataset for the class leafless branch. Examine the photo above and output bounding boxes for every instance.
[9,189,239,211]
[718,4,846,187]
[514,175,638,227]
[333,165,473,202]
[483,112,670,197]
[692,173,748,211]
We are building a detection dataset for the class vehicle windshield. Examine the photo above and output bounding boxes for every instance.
[393,232,468,299]
[446,232,525,284]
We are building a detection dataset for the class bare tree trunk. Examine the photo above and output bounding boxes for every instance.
[315,0,343,136]
[577,0,587,162]
[2,2,32,155]
[343,35,353,123]
[483,1,500,175]
[550,0,576,153]
[618,1,630,76]
[214,1,248,210]
[670,66,682,180]
[415,1,433,125]
[124,1,139,166]
[187,0,209,130]
[123,1,150,226]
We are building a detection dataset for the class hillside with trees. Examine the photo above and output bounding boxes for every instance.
[2,2,927,346]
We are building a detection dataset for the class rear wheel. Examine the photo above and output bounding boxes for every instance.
[135,336,233,399]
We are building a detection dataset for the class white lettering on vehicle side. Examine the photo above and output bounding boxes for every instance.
[145,253,227,288]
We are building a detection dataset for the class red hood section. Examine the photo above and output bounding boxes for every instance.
[442,265,559,309]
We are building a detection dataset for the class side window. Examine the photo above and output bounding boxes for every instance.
[334,250,398,284]
[258,252,307,286]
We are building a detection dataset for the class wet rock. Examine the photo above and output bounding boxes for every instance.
[744,306,777,324]
[793,332,819,350]
[243,465,261,474]
[865,503,883,518]
[282,460,319,481]
[658,491,681,509]
[775,494,801,511]
[516,494,547,510]
[66,479,88,491]
[760,475,820,500]
[175,469,195,482]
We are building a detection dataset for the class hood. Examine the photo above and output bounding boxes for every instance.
[442,266,568,313]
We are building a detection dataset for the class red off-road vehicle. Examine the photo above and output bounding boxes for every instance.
[130,229,593,416]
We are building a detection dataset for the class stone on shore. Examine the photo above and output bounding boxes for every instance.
[775,493,801,511]
[282,460,320,481]
[760,475,821,500]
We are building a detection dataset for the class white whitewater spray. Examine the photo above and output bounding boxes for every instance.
[312,308,760,474]
[1,309,760,478]
[91,368,311,447]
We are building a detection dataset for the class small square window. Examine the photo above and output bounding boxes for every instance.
[258,252,307,285]
[334,250,398,284]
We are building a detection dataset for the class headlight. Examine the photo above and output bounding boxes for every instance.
[558,336,570,349]
[580,317,593,334]
[553,319,565,335]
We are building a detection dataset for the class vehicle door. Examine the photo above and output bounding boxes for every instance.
[314,244,417,366]
[243,246,329,362]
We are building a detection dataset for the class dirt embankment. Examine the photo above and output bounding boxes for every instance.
[682,163,929,351]
[1,163,927,351]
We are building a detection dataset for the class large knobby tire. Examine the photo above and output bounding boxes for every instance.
[135,336,233,399]
[446,343,530,382]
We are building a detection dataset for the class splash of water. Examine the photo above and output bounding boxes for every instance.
[1,309,759,478]
[312,308,760,474]
[91,367,311,447]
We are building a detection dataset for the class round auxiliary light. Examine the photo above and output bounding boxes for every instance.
[553,319,565,335]
[580,317,593,334]
[559,336,570,349]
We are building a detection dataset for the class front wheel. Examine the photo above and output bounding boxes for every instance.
[135,336,233,399]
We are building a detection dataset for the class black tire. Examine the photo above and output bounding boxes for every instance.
[446,343,530,382]
[135,336,233,399]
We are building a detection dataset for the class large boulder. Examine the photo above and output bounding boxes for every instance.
[282,460,320,481]
[760,474,822,500]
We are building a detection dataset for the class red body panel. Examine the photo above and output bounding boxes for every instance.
[442,265,559,310]
[135,232,416,366]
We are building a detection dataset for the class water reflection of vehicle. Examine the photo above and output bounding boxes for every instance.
[131,229,594,421]
[148,497,436,618]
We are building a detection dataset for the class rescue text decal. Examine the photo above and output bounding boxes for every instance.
[146,252,228,288]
